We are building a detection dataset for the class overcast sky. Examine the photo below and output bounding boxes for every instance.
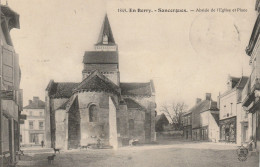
[7,0,257,111]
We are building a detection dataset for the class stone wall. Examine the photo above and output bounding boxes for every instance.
[82,64,119,85]
[128,109,145,142]
[109,97,118,149]
[117,104,129,145]
[77,91,118,146]
[45,92,51,147]
[48,98,68,148]
[68,98,80,149]
[55,109,67,149]
[122,95,156,142]
[200,111,219,142]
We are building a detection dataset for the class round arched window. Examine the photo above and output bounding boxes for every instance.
[89,105,98,122]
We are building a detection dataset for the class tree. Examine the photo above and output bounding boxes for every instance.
[160,102,188,130]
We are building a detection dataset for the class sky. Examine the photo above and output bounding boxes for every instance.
[6,0,258,111]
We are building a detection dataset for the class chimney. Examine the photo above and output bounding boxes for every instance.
[29,100,32,104]
[196,98,202,104]
[206,93,211,100]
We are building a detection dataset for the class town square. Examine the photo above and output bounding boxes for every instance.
[0,0,259,166]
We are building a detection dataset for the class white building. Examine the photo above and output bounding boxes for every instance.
[20,97,45,146]
[219,76,249,145]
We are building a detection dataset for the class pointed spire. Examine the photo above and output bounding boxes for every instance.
[96,14,115,45]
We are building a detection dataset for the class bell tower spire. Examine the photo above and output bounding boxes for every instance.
[95,14,117,51]
[82,13,120,85]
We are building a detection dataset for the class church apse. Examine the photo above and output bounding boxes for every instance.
[45,14,156,149]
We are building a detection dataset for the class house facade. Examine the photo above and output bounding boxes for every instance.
[155,113,170,132]
[0,4,23,165]
[242,0,260,151]
[200,107,219,142]
[45,15,156,150]
[20,97,45,146]
[219,76,249,145]
[188,93,219,141]
[182,111,192,140]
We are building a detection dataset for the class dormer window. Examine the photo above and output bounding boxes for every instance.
[103,34,108,44]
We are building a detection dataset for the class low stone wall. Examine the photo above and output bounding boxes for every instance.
[156,130,183,140]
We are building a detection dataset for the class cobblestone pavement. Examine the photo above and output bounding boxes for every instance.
[17,142,259,167]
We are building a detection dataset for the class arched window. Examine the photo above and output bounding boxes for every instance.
[89,105,98,122]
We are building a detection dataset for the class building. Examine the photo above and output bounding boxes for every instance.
[155,113,170,132]
[189,93,219,141]
[182,111,192,140]
[219,76,249,144]
[0,4,23,165]
[242,0,260,151]
[45,14,156,150]
[20,97,45,146]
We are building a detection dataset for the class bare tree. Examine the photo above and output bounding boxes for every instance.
[160,102,188,130]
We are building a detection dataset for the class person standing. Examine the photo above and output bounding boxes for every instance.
[41,140,44,148]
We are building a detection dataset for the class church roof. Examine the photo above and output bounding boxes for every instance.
[120,82,153,96]
[83,51,118,64]
[57,99,70,110]
[75,70,120,94]
[123,98,146,110]
[46,80,79,98]
[57,95,78,110]
[96,14,115,45]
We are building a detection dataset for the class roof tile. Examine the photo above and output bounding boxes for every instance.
[120,82,152,96]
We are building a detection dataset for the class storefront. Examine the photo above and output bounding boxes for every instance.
[201,126,208,141]
[192,128,200,141]
[219,116,236,143]
[252,110,260,151]
[183,126,192,140]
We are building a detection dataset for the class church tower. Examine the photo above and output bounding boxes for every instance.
[82,14,120,85]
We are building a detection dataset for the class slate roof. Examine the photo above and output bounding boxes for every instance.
[56,95,79,111]
[236,76,249,89]
[211,113,219,126]
[75,70,120,94]
[230,76,240,88]
[24,99,45,109]
[120,82,152,96]
[83,51,118,64]
[57,99,70,110]
[155,113,169,124]
[46,81,79,98]
[189,100,218,114]
[123,98,146,110]
[190,99,218,129]
[96,14,115,45]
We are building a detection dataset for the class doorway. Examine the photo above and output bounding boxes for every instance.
[242,125,248,143]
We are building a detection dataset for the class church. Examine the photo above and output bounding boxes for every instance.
[45,14,156,149]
